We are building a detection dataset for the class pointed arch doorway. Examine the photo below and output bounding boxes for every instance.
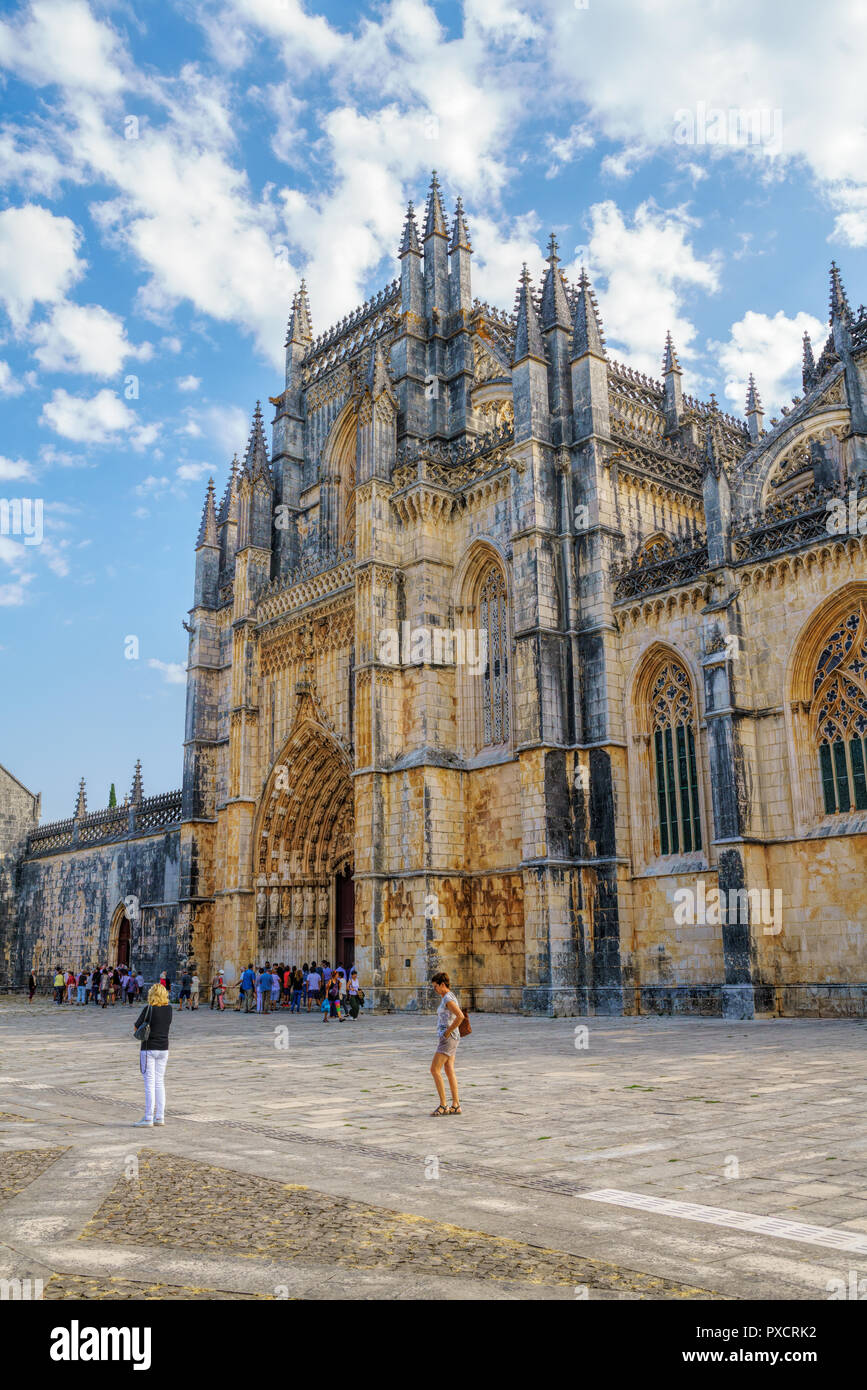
[335,863,355,970]
[109,903,131,968]
[254,718,354,967]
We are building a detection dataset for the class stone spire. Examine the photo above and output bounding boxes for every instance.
[366,339,396,404]
[449,196,472,253]
[829,261,853,326]
[663,331,681,374]
[540,233,572,331]
[130,759,143,806]
[75,777,87,818]
[196,477,218,547]
[571,269,606,359]
[218,454,240,526]
[662,331,683,434]
[745,373,764,443]
[399,200,421,257]
[703,421,732,566]
[242,402,272,485]
[423,170,449,240]
[802,331,817,392]
[285,280,313,348]
[704,420,722,479]
[512,264,545,364]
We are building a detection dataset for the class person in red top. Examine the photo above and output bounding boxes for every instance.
[282,965,292,1008]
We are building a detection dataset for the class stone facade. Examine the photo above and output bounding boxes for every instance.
[10,770,182,985]
[0,763,40,985]
[5,179,867,1015]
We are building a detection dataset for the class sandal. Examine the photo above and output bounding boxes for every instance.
[447,1102,462,1115]
[430,1104,449,1116]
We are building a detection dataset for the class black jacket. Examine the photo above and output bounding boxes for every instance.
[134,1003,172,1052]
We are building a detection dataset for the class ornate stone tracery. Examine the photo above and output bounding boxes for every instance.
[811,602,867,813]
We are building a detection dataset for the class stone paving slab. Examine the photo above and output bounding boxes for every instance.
[1,999,865,1300]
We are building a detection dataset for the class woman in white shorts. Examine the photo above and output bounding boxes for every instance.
[429,971,464,1116]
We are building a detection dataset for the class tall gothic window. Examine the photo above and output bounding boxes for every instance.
[650,661,701,854]
[813,605,867,814]
[479,563,510,747]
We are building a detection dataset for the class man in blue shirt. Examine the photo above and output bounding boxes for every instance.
[258,966,271,1013]
[240,963,255,1013]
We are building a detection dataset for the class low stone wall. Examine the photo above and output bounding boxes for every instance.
[14,829,182,986]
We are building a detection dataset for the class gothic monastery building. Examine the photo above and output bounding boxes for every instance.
[3,174,867,1017]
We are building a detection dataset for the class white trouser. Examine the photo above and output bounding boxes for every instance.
[141,1049,168,1121]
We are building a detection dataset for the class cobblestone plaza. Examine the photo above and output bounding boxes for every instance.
[1,999,865,1301]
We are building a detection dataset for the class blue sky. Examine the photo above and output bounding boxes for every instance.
[1,0,865,820]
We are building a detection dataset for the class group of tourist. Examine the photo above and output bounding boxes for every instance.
[43,965,147,1007]
[235,961,363,1020]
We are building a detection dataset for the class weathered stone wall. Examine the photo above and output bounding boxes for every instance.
[0,765,40,986]
[614,551,867,1016]
[15,830,181,986]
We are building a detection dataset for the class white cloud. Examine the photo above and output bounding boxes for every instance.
[148,657,186,684]
[0,204,84,329]
[0,0,127,95]
[827,184,867,249]
[0,575,33,606]
[600,145,651,181]
[0,534,37,605]
[562,199,721,380]
[0,456,33,481]
[710,308,828,418]
[469,209,545,310]
[198,403,251,456]
[176,374,201,392]
[135,462,212,500]
[40,387,158,449]
[135,474,171,498]
[39,444,96,469]
[539,0,867,246]
[175,462,212,483]
[544,123,594,179]
[31,302,149,376]
[0,361,26,396]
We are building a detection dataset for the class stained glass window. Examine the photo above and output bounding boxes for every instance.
[650,661,701,854]
[812,604,867,814]
[479,564,510,747]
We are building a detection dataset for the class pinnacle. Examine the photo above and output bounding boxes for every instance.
[218,454,240,525]
[662,331,681,374]
[130,759,144,805]
[366,340,395,399]
[512,264,545,364]
[745,373,762,415]
[540,232,571,331]
[196,476,218,547]
[802,331,816,390]
[829,261,852,324]
[242,402,272,485]
[450,196,472,253]
[399,200,421,257]
[571,268,606,359]
[423,170,449,240]
[285,281,313,347]
[75,777,87,818]
[704,420,722,479]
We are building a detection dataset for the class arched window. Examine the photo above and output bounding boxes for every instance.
[478,562,510,747]
[650,661,702,854]
[812,604,867,813]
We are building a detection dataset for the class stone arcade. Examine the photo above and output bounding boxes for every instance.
[4,175,867,1017]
